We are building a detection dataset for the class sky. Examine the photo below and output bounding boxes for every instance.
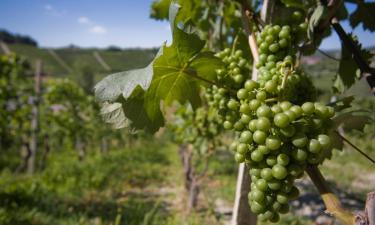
[0,0,373,50]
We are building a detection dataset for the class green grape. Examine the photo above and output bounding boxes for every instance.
[274,113,290,128]
[256,91,267,101]
[251,150,264,162]
[250,201,266,214]
[302,102,315,114]
[277,153,290,166]
[257,105,272,117]
[252,189,265,203]
[248,119,258,132]
[245,80,258,91]
[227,99,239,110]
[266,155,277,166]
[308,139,322,154]
[237,143,248,154]
[240,114,252,124]
[257,117,271,131]
[272,165,288,180]
[229,141,238,152]
[265,80,278,93]
[258,145,271,155]
[261,168,273,181]
[276,192,289,204]
[292,148,307,162]
[318,134,331,149]
[240,103,251,114]
[240,130,253,144]
[265,136,282,150]
[249,99,261,110]
[223,121,233,129]
[292,133,308,148]
[269,43,280,53]
[256,179,268,191]
[235,153,245,162]
[253,130,267,144]
[237,89,248,99]
[268,179,282,190]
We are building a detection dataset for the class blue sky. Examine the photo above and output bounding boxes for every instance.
[0,0,373,50]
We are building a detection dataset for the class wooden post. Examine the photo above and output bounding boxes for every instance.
[0,41,11,55]
[231,163,257,225]
[27,60,42,174]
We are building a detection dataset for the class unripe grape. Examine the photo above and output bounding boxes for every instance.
[240,114,252,124]
[302,102,315,114]
[274,113,290,128]
[265,135,282,150]
[223,121,233,129]
[256,179,268,191]
[235,152,245,162]
[227,99,239,110]
[277,153,290,166]
[253,130,267,144]
[257,117,271,131]
[248,119,258,132]
[237,89,248,99]
[258,145,270,155]
[261,168,273,181]
[240,131,253,144]
[272,165,288,180]
[256,91,267,101]
[249,99,261,110]
[318,134,331,149]
[308,139,322,154]
[292,149,307,162]
[266,155,277,166]
[244,80,258,91]
[257,105,272,118]
[292,133,308,148]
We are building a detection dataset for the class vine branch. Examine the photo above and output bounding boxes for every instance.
[335,131,375,164]
[306,165,355,225]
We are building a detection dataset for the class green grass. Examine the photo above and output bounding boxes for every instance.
[0,139,176,225]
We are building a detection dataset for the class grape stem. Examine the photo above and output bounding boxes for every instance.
[306,165,355,225]
[334,131,375,164]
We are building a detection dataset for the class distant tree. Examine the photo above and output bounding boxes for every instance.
[107,45,122,51]
[0,30,38,47]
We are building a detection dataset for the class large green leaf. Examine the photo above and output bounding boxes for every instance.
[145,26,221,114]
[95,1,223,133]
[94,61,153,102]
[349,2,375,31]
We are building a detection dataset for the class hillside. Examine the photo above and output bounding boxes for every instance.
[2,43,158,80]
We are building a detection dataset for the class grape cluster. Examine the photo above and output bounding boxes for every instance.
[205,48,250,131]
[172,106,222,153]
[224,25,336,222]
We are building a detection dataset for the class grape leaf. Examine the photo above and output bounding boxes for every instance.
[100,102,128,129]
[94,59,154,102]
[349,2,375,31]
[333,35,373,93]
[328,96,354,112]
[308,5,328,39]
[332,110,372,132]
[150,0,171,20]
